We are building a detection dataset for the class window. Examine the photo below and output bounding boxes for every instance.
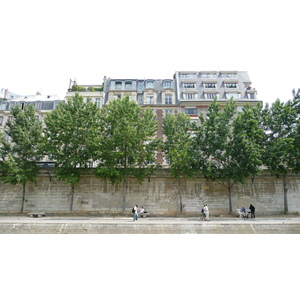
[221,73,237,78]
[125,81,132,90]
[115,82,122,90]
[114,94,121,100]
[53,100,61,110]
[201,73,217,78]
[226,93,240,99]
[184,93,196,100]
[0,102,7,110]
[18,102,25,109]
[146,81,154,88]
[185,108,197,115]
[146,95,154,104]
[34,101,43,110]
[165,94,172,104]
[96,98,101,108]
[225,83,238,88]
[165,109,173,115]
[248,93,255,99]
[8,102,16,110]
[137,94,143,103]
[182,83,195,88]
[138,81,144,90]
[204,83,217,88]
[0,116,3,125]
[163,81,172,88]
[180,73,196,79]
[205,93,217,99]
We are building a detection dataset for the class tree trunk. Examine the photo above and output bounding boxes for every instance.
[122,176,127,213]
[178,178,182,213]
[70,185,75,212]
[20,182,26,212]
[283,174,288,213]
[228,179,232,213]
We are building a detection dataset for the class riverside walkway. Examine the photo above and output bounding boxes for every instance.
[0,215,300,233]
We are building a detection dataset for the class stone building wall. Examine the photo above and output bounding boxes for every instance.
[0,169,299,215]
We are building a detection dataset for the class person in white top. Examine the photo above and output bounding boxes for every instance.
[133,205,139,222]
[204,204,209,221]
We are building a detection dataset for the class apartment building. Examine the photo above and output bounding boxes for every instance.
[65,79,104,109]
[0,94,63,140]
[0,71,261,165]
[174,70,260,123]
[101,71,260,163]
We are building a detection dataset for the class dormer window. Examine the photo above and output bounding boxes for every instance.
[146,80,154,89]
[163,81,172,88]
[125,81,132,90]
[35,101,43,110]
[115,82,122,90]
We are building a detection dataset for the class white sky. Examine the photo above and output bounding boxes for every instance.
[1,0,299,105]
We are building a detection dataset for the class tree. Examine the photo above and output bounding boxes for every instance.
[291,88,300,114]
[162,112,197,213]
[261,99,300,213]
[0,104,43,212]
[43,93,101,211]
[94,96,161,213]
[195,100,264,213]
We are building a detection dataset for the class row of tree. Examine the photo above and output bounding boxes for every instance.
[0,90,300,213]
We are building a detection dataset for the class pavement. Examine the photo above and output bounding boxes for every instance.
[0,214,300,233]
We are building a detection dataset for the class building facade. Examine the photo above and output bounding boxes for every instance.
[0,94,63,142]
[0,70,261,165]
[101,70,261,163]
[65,79,104,108]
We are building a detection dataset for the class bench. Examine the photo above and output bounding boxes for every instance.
[27,212,46,218]
[139,212,149,218]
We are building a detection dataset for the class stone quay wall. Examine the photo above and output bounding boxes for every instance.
[0,169,300,215]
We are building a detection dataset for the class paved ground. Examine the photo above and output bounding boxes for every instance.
[0,214,300,233]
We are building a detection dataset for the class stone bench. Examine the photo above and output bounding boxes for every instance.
[139,212,149,218]
[27,212,46,218]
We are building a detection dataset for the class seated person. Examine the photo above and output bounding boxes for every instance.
[237,207,243,218]
[240,206,247,217]
[139,206,149,217]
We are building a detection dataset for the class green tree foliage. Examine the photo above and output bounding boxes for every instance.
[261,99,300,213]
[0,104,43,212]
[195,100,264,213]
[94,96,161,212]
[162,112,197,212]
[43,93,101,211]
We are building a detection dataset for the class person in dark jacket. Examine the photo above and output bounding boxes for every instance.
[249,204,255,218]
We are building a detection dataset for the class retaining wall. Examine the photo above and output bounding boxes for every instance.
[0,169,300,215]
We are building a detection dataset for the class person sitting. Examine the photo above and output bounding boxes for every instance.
[240,206,247,218]
[139,206,149,217]
[237,207,243,218]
